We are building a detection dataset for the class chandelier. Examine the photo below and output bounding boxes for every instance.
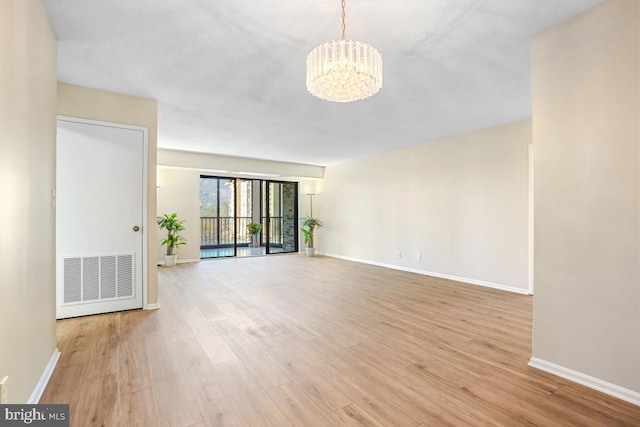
[306,0,383,103]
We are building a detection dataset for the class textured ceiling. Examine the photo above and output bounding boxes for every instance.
[42,0,606,166]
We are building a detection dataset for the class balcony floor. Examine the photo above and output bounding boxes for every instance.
[200,246,289,259]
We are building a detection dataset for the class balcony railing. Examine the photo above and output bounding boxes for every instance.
[262,216,283,246]
[200,216,283,248]
[201,216,249,248]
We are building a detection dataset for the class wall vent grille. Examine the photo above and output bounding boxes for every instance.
[62,254,134,304]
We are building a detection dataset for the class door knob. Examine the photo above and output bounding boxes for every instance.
[133,225,140,232]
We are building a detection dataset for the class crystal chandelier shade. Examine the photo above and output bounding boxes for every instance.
[306,0,383,103]
[306,40,383,103]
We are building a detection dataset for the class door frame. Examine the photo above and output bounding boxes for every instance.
[56,115,149,313]
[263,180,299,255]
[199,177,298,257]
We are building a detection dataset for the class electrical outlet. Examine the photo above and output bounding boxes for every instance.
[416,253,421,261]
[397,252,402,258]
[0,376,8,403]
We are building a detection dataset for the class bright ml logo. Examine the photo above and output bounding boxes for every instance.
[0,405,69,426]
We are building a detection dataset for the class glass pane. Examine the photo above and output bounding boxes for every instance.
[200,178,219,249]
[200,177,236,258]
[263,181,297,254]
[200,178,218,216]
[237,179,252,245]
[219,179,234,247]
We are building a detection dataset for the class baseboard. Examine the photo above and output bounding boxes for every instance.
[528,357,640,407]
[157,258,200,266]
[28,348,61,404]
[145,302,160,310]
[321,252,531,295]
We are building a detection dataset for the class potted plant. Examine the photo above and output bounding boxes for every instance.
[247,222,263,248]
[301,215,323,256]
[157,213,187,266]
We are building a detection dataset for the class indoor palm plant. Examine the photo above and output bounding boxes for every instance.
[247,222,263,248]
[301,215,323,256]
[157,213,187,266]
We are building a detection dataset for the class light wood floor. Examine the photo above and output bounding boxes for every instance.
[41,255,640,426]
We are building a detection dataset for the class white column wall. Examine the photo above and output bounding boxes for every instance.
[531,0,640,398]
[0,0,58,403]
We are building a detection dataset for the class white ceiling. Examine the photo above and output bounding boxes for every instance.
[42,0,606,166]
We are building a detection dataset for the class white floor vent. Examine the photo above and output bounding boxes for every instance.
[62,254,134,304]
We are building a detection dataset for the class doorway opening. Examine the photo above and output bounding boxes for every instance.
[199,176,298,258]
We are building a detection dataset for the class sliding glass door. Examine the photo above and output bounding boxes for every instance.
[262,181,298,254]
[200,177,297,258]
[200,177,236,258]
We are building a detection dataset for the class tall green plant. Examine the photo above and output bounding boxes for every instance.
[301,215,323,248]
[157,213,187,255]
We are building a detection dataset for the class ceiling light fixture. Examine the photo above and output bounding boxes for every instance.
[306,0,382,103]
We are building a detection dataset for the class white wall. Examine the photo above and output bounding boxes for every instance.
[317,121,531,293]
[531,0,640,400]
[158,149,325,179]
[157,168,202,262]
[0,0,58,403]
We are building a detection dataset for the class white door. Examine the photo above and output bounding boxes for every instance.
[56,117,146,319]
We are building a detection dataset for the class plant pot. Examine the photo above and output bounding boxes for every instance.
[164,254,177,267]
[305,248,315,257]
[252,241,261,248]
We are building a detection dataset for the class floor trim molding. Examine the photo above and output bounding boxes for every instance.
[145,302,160,310]
[158,258,200,266]
[529,357,640,407]
[322,252,531,295]
[29,348,61,404]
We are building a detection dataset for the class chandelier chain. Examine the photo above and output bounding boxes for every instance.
[341,0,346,40]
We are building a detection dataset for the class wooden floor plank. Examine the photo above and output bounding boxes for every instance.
[117,388,162,427]
[55,316,97,368]
[194,382,250,427]
[117,333,153,395]
[267,381,335,427]
[331,403,386,427]
[72,374,119,427]
[212,318,291,390]
[213,359,294,427]
[39,255,640,426]
[39,363,86,409]
[356,393,423,427]
[145,335,204,427]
